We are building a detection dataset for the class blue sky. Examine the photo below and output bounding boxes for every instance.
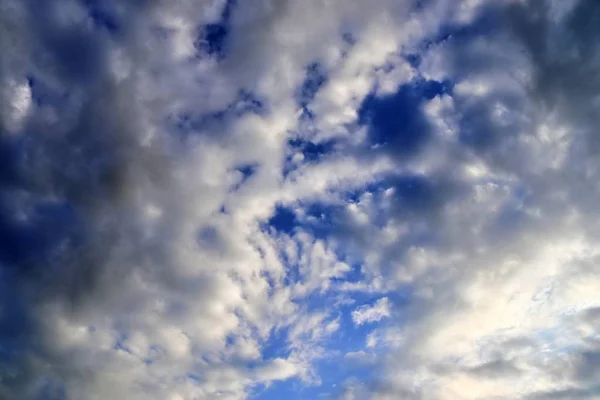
[2,0,600,399]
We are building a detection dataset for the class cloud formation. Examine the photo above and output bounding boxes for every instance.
[352,297,391,326]
[1,0,600,399]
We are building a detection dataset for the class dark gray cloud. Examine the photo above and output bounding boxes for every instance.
[0,1,178,397]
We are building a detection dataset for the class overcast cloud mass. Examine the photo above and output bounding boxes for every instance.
[1,0,600,399]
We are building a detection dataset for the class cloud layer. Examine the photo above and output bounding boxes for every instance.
[1,0,600,399]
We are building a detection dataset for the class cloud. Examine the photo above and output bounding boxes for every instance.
[2,0,600,399]
[331,1,600,399]
[352,297,392,326]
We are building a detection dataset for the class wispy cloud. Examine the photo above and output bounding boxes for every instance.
[352,297,391,326]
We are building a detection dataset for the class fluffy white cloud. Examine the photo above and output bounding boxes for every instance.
[352,298,392,326]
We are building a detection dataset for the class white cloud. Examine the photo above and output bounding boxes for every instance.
[352,297,392,326]
[1,79,31,133]
[253,358,302,382]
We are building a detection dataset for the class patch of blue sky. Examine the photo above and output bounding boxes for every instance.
[256,205,418,400]
[359,78,453,158]
[299,202,340,239]
[288,138,337,163]
[253,333,367,400]
[297,62,328,109]
[263,197,372,281]
[253,290,408,400]
[339,180,395,223]
[390,173,442,212]
[82,0,121,35]
[233,90,267,115]
[282,265,301,289]
[265,205,298,235]
[265,201,354,244]
[0,198,80,267]
[262,204,366,294]
[280,276,403,349]
[264,202,343,239]
[236,163,257,180]
[283,136,339,177]
[252,313,354,399]
[341,178,392,202]
[260,325,293,361]
[253,356,368,400]
[404,52,423,68]
[330,296,409,382]
[330,261,363,287]
[285,64,330,171]
[229,163,259,192]
[196,0,236,59]
[336,311,378,351]
[168,89,266,137]
[257,175,426,398]
[262,205,313,287]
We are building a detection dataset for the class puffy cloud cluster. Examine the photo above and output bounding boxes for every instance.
[1,0,599,399]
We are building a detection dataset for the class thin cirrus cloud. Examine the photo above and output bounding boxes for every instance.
[1,0,600,399]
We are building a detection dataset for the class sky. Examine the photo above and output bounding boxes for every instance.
[1,0,600,399]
